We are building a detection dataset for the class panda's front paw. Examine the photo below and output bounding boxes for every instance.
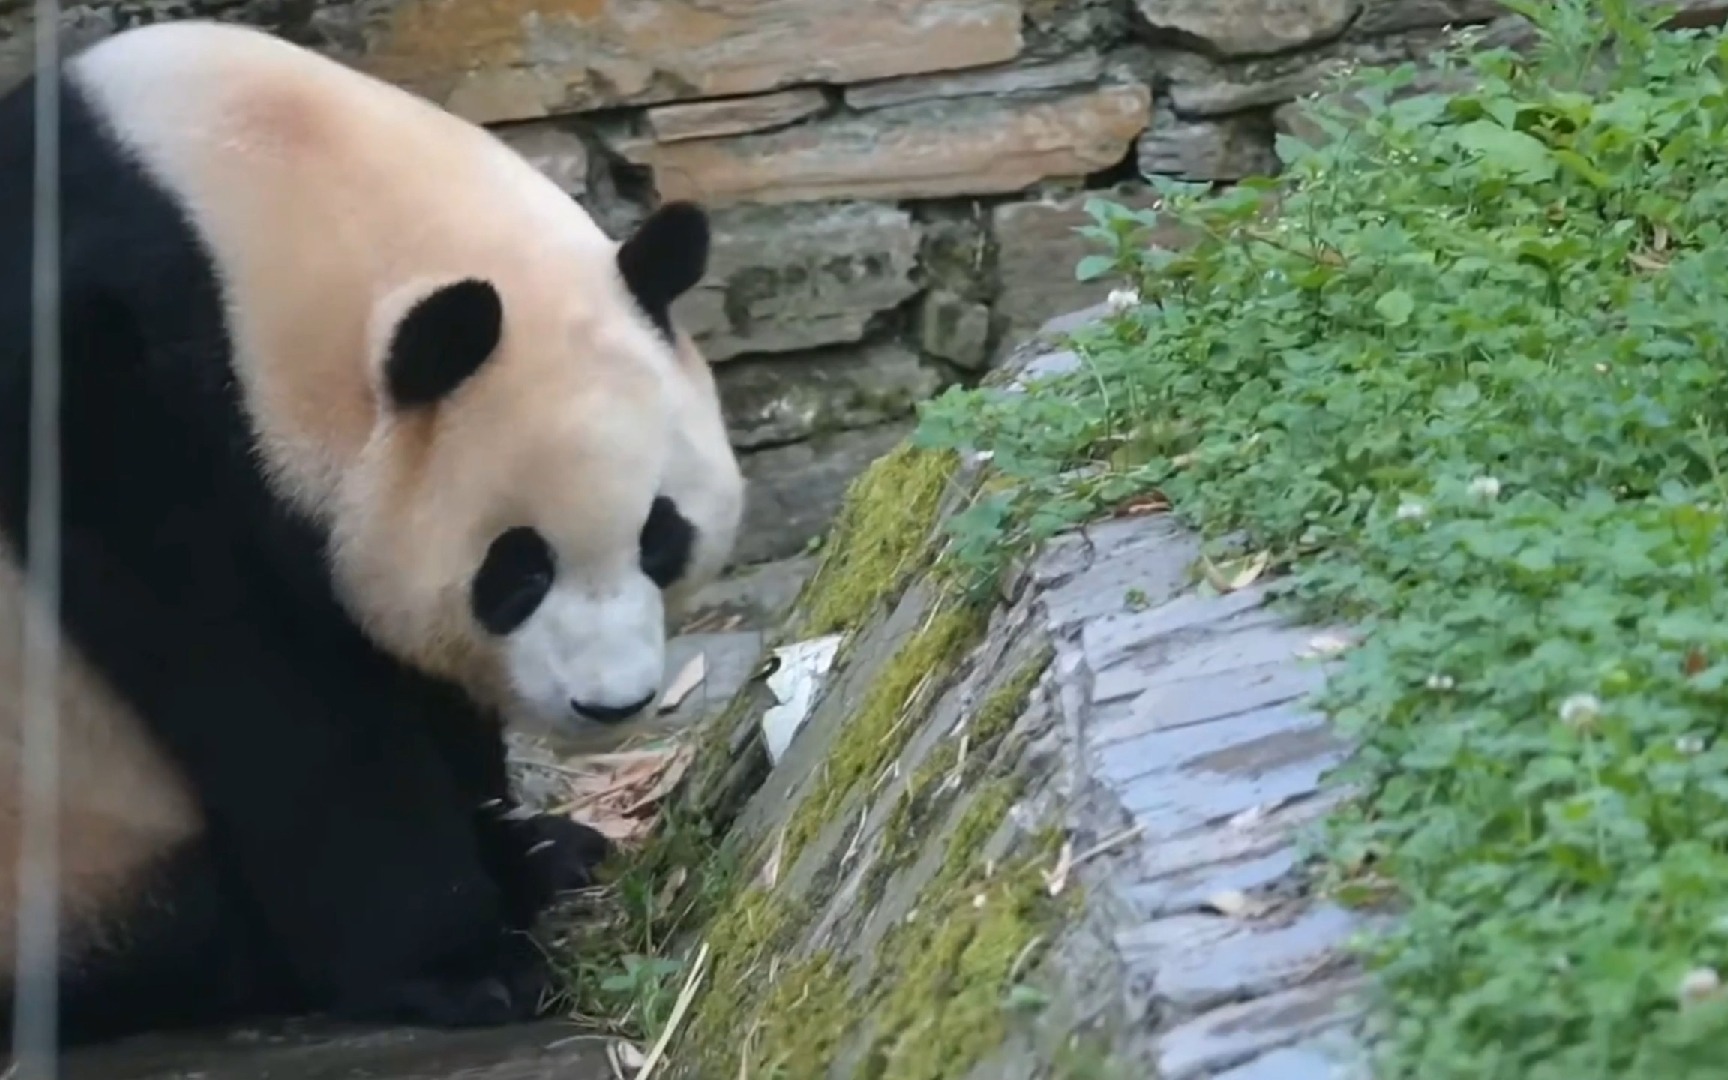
[520,814,613,894]
[484,809,614,926]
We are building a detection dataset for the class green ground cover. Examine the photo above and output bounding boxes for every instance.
[912,2,1728,1075]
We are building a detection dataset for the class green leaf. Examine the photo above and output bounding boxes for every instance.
[1375,288,1416,326]
[1554,148,1613,190]
[1075,254,1115,282]
[1452,120,1557,181]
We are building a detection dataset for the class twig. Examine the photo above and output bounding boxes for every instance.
[637,941,711,1079]
[1072,823,1146,867]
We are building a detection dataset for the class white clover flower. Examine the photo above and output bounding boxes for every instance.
[1679,966,1722,1006]
[1396,499,1428,522]
[1425,673,1455,691]
[1107,287,1141,313]
[1559,693,1601,728]
[1467,476,1501,500]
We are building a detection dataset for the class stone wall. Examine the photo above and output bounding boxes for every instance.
[0,0,1693,563]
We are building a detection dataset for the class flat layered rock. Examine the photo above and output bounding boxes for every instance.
[717,342,950,451]
[672,201,923,362]
[342,0,1026,123]
[647,87,829,144]
[612,83,1152,205]
[1131,0,1361,59]
[54,1019,611,1080]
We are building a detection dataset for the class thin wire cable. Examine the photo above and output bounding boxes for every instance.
[12,0,63,1075]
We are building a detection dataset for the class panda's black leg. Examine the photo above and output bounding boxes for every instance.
[45,839,300,1047]
[47,531,562,1030]
[330,929,556,1028]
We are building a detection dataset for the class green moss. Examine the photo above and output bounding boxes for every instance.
[797,443,961,638]
[659,641,1078,1077]
[878,648,1051,866]
[676,882,796,1075]
[742,951,857,1076]
[970,646,1053,747]
[878,753,949,865]
[925,776,1025,900]
[859,812,1071,1080]
[678,761,1068,1079]
[867,645,1053,910]
[780,596,990,866]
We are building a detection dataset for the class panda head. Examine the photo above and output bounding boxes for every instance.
[330,201,744,734]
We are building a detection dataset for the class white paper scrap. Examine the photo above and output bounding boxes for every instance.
[760,634,844,764]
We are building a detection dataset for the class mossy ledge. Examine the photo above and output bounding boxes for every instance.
[777,593,991,866]
[650,565,1078,1079]
[590,394,1087,1076]
[672,771,1071,1079]
[794,442,961,640]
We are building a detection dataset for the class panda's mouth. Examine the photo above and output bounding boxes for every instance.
[570,690,657,725]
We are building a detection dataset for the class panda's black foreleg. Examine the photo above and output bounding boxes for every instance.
[49,530,563,1031]
[410,678,615,925]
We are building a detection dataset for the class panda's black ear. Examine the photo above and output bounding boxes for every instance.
[383,279,504,410]
[617,201,709,337]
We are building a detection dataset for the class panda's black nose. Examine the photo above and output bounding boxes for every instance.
[570,692,656,725]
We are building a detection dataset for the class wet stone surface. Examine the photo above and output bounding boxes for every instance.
[55,1019,613,1080]
[658,308,1390,1076]
[1029,471,1379,1074]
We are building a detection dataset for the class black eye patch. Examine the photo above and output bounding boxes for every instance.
[471,526,555,635]
[639,496,695,589]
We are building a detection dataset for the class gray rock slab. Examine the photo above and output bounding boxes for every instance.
[1139,902,1364,1011]
[1116,721,1346,828]
[1214,1038,1368,1080]
[1131,0,1360,58]
[716,341,949,450]
[1139,106,1281,182]
[734,420,912,564]
[56,1020,612,1080]
[672,201,922,362]
[1039,517,1202,631]
[1133,788,1344,887]
[845,52,1107,110]
[680,553,817,632]
[1097,659,1330,744]
[1089,618,1322,708]
[1127,843,1299,918]
[1081,581,1281,670]
[1156,977,1369,1080]
[1020,441,1379,1076]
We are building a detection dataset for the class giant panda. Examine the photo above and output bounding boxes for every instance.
[0,18,744,1048]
